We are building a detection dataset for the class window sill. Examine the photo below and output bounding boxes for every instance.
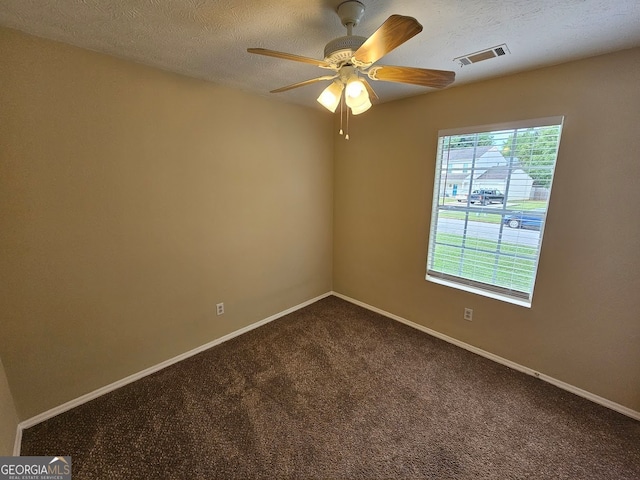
[426,275,532,308]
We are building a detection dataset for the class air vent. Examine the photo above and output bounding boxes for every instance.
[454,44,510,67]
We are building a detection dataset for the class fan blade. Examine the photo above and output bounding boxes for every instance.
[362,79,379,101]
[368,65,455,89]
[270,76,337,93]
[353,15,423,66]
[247,48,331,68]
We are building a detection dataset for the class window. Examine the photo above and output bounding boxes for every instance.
[426,117,564,307]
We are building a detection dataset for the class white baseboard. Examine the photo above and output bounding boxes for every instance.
[12,424,22,456]
[14,291,333,454]
[331,291,640,422]
[14,289,638,455]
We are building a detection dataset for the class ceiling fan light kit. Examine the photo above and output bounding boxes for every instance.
[317,81,344,113]
[344,75,371,114]
[349,97,372,115]
[345,75,365,98]
[248,0,455,138]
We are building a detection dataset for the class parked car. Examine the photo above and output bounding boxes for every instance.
[503,209,545,229]
[455,193,468,202]
[469,189,505,205]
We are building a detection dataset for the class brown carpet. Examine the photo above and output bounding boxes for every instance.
[21,296,640,479]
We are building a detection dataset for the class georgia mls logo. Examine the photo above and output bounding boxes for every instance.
[48,457,71,474]
[0,456,72,480]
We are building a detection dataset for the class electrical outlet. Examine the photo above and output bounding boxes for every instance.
[216,303,224,316]
[463,308,473,321]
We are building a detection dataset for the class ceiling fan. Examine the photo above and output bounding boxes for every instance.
[247,1,455,120]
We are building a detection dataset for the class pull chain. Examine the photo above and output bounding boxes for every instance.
[337,92,351,140]
[345,103,350,140]
[339,93,344,136]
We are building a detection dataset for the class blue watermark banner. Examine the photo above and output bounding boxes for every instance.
[0,457,71,480]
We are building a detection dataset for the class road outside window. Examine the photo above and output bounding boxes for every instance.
[426,117,564,307]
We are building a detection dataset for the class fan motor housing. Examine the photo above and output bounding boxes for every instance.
[324,35,367,64]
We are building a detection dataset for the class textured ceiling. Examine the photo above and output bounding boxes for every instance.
[1,0,639,110]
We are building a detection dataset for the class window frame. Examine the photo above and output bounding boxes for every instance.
[426,116,564,307]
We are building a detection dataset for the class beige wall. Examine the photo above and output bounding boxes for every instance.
[0,28,333,419]
[0,357,19,455]
[334,48,640,411]
[1,24,638,423]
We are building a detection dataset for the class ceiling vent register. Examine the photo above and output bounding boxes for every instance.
[454,44,510,66]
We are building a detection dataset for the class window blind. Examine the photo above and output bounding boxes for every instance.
[426,117,564,306]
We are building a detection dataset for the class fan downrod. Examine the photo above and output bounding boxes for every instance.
[324,1,367,65]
